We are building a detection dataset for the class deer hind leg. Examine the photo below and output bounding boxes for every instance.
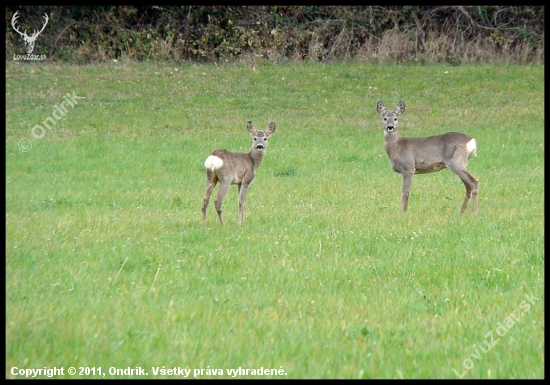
[459,178,472,214]
[466,172,479,214]
[401,172,414,212]
[214,181,231,225]
[471,175,479,214]
[449,166,478,214]
[202,170,218,226]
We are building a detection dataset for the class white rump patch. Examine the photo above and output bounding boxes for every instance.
[466,138,477,157]
[204,155,224,171]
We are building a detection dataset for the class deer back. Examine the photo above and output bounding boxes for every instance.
[391,132,474,174]
[210,149,256,185]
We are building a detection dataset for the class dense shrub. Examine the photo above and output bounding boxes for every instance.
[5,6,544,64]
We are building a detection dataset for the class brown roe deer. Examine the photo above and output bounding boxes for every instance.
[202,121,276,225]
[377,100,478,214]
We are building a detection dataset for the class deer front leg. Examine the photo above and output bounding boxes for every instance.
[214,182,231,225]
[237,182,249,225]
[401,172,414,212]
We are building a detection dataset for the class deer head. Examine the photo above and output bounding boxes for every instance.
[12,11,49,54]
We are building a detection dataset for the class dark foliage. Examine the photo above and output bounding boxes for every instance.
[6,6,544,64]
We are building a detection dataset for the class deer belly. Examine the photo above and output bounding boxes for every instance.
[415,162,446,174]
[232,172,251,185]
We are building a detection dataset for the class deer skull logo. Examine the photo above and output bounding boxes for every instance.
[12,11,49,54]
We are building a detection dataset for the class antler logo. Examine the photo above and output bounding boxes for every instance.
[12,11,49,54]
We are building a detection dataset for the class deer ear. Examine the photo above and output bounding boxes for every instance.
[377,100,387,116]
[395,101,405,115]
[265,122,276,136]
[247,121,257,135]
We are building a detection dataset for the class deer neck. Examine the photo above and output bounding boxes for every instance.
[383,129,400,157]
[248,147,265,170]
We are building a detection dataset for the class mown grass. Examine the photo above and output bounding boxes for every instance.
[6,60,543,379]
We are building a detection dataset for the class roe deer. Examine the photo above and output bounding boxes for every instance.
[202,121,276,226]
[376,100,478,214]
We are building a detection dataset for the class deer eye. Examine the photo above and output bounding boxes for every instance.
[383,117,387,121]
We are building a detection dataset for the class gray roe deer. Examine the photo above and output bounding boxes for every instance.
[202,121,276,225]
[377,100,478,214]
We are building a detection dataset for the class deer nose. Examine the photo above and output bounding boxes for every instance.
[256,144,265,150]
[386,125,394,131]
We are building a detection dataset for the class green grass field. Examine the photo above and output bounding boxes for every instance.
[6,61,544,379]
